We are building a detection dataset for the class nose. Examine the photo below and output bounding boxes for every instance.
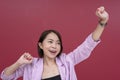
[51,43,57,48]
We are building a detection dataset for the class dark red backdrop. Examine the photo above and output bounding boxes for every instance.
[0,0,120,80]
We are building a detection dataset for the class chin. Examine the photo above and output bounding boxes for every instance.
[48,55,57,59]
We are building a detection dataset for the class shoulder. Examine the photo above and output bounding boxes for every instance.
[58,53,71,63]
[32,57,43,64]
[59,53,67,59]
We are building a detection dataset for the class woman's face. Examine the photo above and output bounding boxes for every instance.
[39,32,61,59]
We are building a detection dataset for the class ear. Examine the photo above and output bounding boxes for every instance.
[38,42,43,49]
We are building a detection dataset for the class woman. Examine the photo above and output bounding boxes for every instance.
[1,6,109,80]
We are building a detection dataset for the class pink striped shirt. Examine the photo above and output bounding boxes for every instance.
[1,34,100,80]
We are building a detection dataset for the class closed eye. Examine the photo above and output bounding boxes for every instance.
[57,42,60,45]
[48,41,53,43]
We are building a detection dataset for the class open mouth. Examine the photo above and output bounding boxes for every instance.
[49,50,57,55]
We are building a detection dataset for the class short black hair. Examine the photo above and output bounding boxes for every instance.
[37,29,63,58]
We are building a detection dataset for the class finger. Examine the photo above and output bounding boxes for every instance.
[23,52,31,58]
[23,53,28,58]
[100,6,104,10]
[24,53,33,61]
[24,52,31,56]
[26,57,32,61]
[26,55,33,60]
[97,6,105,13]
[96,9,101,16]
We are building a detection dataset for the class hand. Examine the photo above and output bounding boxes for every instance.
[96,6,109,23]
[16,52,33,66]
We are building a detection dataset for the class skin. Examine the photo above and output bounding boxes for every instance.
[3,6,109,79]
[39,32,61,60]
[39,32,61,78]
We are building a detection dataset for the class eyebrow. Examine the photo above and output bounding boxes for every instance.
[47,39,53,41]
[47,39,60,42]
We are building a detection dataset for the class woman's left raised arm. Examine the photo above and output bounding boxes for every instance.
[92,6,109,41]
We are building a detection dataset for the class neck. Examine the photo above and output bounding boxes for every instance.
[43,56,56,66]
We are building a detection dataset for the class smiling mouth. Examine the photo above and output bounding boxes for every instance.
[49,50,57,55]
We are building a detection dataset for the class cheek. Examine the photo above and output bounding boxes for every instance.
[58,45,61,51]
[42,45,49,50]
[42,42,49,48]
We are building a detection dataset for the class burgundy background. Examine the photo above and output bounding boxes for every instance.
[0,0,120,80]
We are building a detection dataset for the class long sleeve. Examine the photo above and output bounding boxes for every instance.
[0,58,42,80]
[1,65,24,80]
[66,33,100,65]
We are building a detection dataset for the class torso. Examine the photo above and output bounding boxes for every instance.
[41,75,61,80]
[41,63,60,79]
